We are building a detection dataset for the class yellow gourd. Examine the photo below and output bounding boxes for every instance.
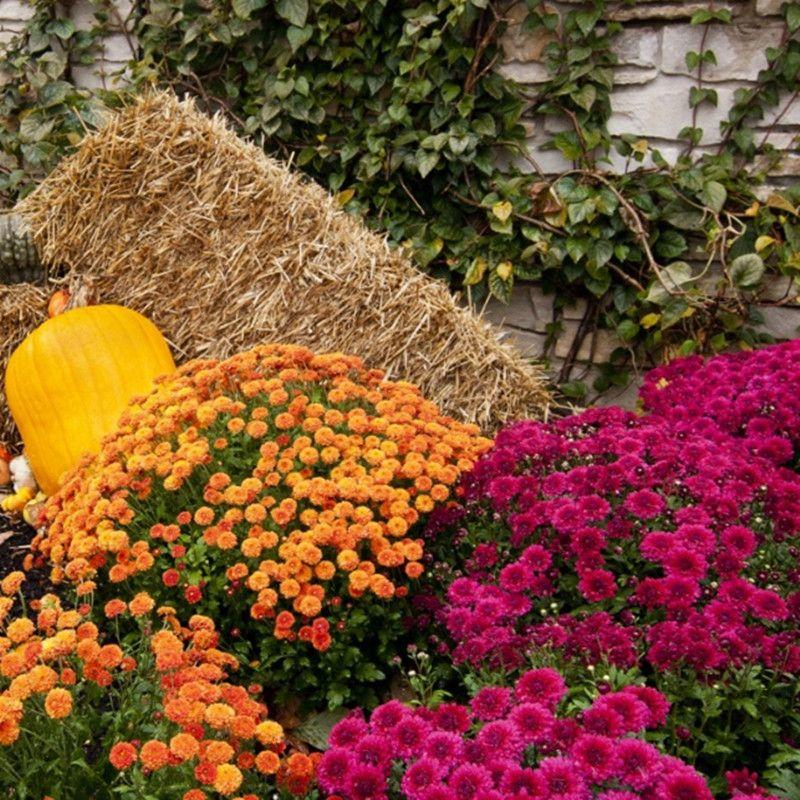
[5,304,175,494]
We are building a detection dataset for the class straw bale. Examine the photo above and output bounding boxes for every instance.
[5,91,549,441]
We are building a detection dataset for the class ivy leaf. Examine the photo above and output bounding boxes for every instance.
[701,180,727,213]
[571,84,597,112]
[488,269,513,303]
[46,18,76,39]
[787,4,800,33]
[416,149,439,178]
[646,262,695,305]
[730,253,765,288]
[276,0,309,27]
[640,313,661,329]
[295,709,350,750]
[755,235,776,252]
[232,0,267,16]
[663,201,705,231]
[617,319,639,341]
[492,201,513,223]
[19,115,56,143]
[287,25,313,52]
[463,257,488,286]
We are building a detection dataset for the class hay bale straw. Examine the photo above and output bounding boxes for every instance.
[10,91,549,438]
[0,284,51,442]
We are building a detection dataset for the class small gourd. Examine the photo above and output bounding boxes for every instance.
[5,304,175,494]
[0,213,44,284]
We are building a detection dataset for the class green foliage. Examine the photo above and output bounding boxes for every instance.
[0,0,116,200]
[1,0,800,392]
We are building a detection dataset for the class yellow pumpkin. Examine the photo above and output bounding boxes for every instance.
[5,304,175,494]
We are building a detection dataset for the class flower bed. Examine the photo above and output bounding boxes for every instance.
[317,669,775,800]
[29,344,490,708]
[424,404,800,787]
[2,340,800,798]
[640,339,800,466]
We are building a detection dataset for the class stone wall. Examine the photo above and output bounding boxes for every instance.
[2,0,798,406]
[0,0,134,88]
[500,0,799,181]
[486,0,800,406]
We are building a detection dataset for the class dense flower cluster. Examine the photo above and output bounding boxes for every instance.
[316,668,776,800]
[432,407,800,675]
[109,608,315,798]
[639,340,800,466]
[0,574,133,745]
[31,344,490,704]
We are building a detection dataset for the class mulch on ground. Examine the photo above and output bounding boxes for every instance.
[0,512,55,601]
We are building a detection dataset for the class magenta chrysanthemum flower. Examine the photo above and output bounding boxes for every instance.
[570,734,619,781]
[515,668,567,709]
[470,686,512,721]
[316,747,355,793]
[401,758,446,800]
[537,756,587,799]
[345,763,387,800]
[657,769,714,800]
[446,764,493,800]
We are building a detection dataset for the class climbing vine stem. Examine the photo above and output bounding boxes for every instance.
[0,0,799,398]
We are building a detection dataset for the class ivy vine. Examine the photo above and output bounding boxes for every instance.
[1,0,799,398]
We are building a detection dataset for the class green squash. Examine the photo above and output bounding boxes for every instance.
[0,213,43,284]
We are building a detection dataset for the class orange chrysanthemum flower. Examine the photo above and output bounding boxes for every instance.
[109,741,138,770]
[43,687,72,719]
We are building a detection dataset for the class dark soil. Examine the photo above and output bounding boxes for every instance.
[0,511,56,601]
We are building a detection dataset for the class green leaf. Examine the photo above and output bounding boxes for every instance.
[560,380,587,400]
[276,0,309,27]
[646,261,695,305]
[787,4,800,32]
[286,25,313,51]
[730,253,765,288]
[492,200,513,223]
[47,18,76,39]
[617,319,639,341]
[663,201,705,231]
[463,257,488,286]
[295,709,350,750]
[488,269,513,303]
[416,149,439,178]
[571,84,597,112]
[701,180,727,213]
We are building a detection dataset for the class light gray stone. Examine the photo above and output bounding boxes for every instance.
[101,32,134,62]
[517,139,572,175]
[554,322,619,362]
[661,23,783,82]
[498,61,550,86]
[483,286,554,334]
[759,95,800,128]
[497,328,548,360]
[482,287,537,331]
[755,305,800,338]
[756,0,786,15]
[594,375,642,409]
[759,276,798,303]
[607,2,740,22]
[615,66,659,86]
[613,26,660,68]
[0,0,33,22]
[607,76,738,143]
[501,2,556,63]
[754,152,800,176]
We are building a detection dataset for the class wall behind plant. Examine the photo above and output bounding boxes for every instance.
[0,0,799,407]
[486,0,800,405]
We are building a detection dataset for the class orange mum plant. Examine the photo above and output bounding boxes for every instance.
[31,344,491,707]
[0,576,306,799]
[109,606,315,799]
